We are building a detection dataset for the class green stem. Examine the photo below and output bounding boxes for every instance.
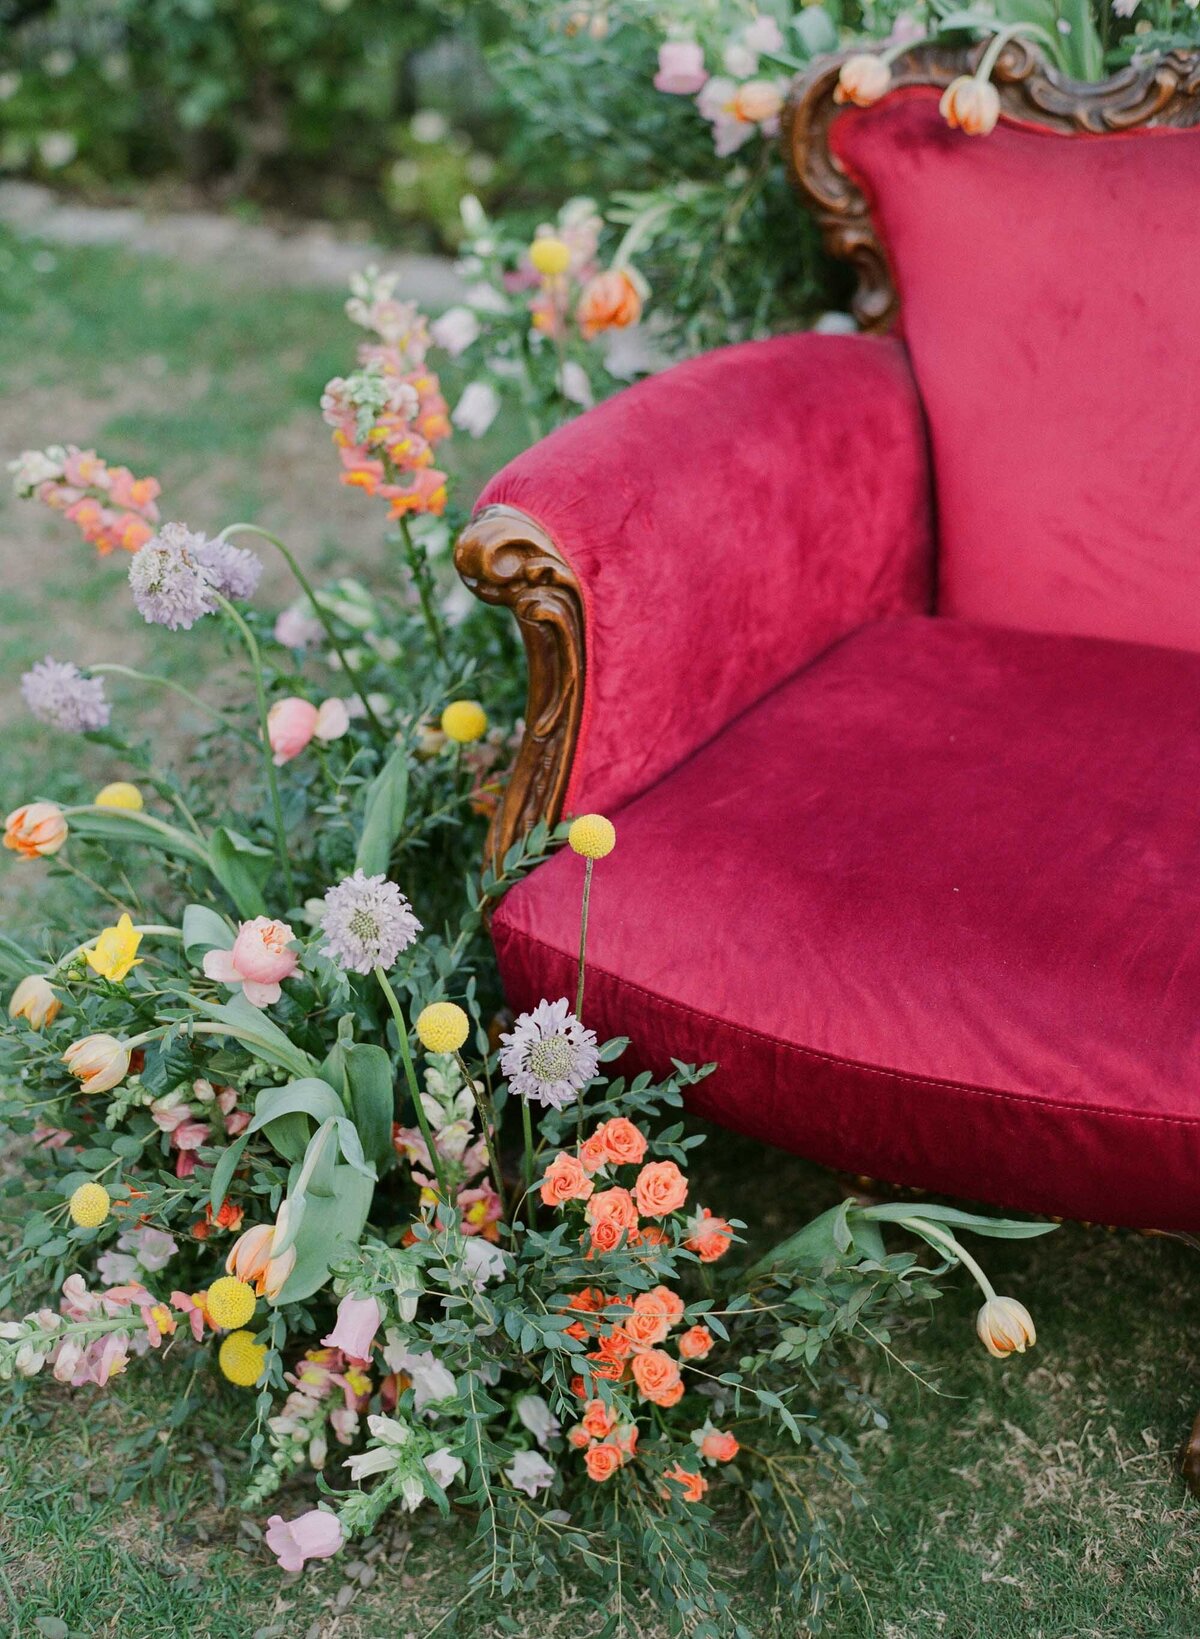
[397,515,447,663]
[219,522,388,739]
[374,966,449,1200]
[62,804,213,870]
[521,1096,535,1195]
[213,592,296,906]
[575,856,594,1144]
[91,662,256,747]
[897,1216,996,1301]
[455,1049,506,1212]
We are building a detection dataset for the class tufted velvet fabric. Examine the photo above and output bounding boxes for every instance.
[829,89,1200,654]
[493,617,1200,1231]
[478,332,933,818]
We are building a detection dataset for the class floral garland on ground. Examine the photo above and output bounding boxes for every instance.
[0,271,1050,1636]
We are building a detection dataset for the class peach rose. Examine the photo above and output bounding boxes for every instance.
[540,1151,595,1208]
[834,53,892,108]
[569,1374,587,1400]
[637,1225,671,1253]
[624,1301,670,1351]
[593,1117,648,1168]
[587,1187,639,1231]
[582,1399,617,1441]
[939,74,1001,137]
[634,1161,688,1219]
[204,917,299,1009]
[588,1217,628,1255]
[579,1132,610,1173]
[684,1207,734,1263]
[5,801,68,859]
[699,1429,739,1464]
[577,269,642,340]
[585,1350,626,1383]
[678,1325,713,1361]
[649,1285,684,1326]
[585,1443,624,1482]
[567,1424,591,1450]
[595,1323,635,1368]
[662,1464,708,1503]
[631,1348,682,1406]
[267,696,319,764]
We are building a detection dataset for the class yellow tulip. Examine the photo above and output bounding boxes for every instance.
[82,913,143,982]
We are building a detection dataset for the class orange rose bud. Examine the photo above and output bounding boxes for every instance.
[678,1325,714,1361]
[585,1442,624,1482]
[684,1207,734,1263]
[539,1151,595,1208]
[662,1464,708,1503]
[577,268,643,339]
[699,1429,739,1464]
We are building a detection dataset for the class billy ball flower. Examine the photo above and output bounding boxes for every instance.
[416,1001,470,1054]
[95,781,143,810]
[128,522,219,631]
[500,997,599,1110]
[20,657,110,733]
[440,699,487,743]
[4,801,68,859]
[319,870,422,974]
[68,1182,110,1228]
[529,236,572,277]
[218,1328,267,1387]
[206,1275,257,1330]
[63,1033,130,1093]
[568,813,615,859]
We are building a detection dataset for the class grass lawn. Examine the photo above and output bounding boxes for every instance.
[0,226,1197,1639]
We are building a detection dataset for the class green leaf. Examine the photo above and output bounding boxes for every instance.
[0,934,36,980]
[862,1203,1058,1239]
[272,1162,375,1304]
[355,745,409,877]
[209,827,273,919]
[342,1042,395,1169]
[208,1132,249,1214]
[181,991,316,1081]
[248,1077,345,1165]
[182,903,236,964]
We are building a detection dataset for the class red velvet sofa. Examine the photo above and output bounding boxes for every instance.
[455,43,1200,1234]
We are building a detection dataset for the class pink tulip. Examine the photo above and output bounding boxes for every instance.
[654,39,708,94]
[321,1293,383,1362]
[267,696,319,764]
[264,1508,345,1573]
[203,917,299,1008]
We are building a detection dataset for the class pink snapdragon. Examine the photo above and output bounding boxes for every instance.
[203,917,299,1008]
[10,444,161,556]
[654,40,708,94]
[321,1294,383,1363]
[264,1508,345,1573]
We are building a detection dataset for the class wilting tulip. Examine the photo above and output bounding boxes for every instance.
[939,74,1001,136]
[834,53,893,107]
[976,1295,1036,1358]
[4,801,68,858]
[63,1033,130,1093]
[9,974,61,1030]
[226,1207,297,1299]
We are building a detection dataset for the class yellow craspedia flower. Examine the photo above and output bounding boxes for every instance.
[416,1001,470,1055]
[440,699,487,743]
[529,236,572,277]
[206,1275,257,1330]
[568,813,616,859]
[81,912,143,983]
[218,1329,267,1387]
[95,781,144,811]
[69,1182,110,1228]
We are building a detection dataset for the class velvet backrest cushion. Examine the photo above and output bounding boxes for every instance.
[830,88,1200,653]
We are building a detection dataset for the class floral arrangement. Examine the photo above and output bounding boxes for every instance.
[0,277,1053,1634]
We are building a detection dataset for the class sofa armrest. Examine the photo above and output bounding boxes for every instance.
[455,332,932,864]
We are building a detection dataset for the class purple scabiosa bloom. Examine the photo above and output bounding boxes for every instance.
[196,537,263,601]
[128,522,218,631]
[20,657,110,732]
[499,997,599,1110]
[319,870,422,974]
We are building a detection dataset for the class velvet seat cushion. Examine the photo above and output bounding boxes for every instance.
[493,617,1200,1231]
[829,91,1200,655]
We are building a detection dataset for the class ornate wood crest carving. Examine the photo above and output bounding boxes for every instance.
[453,504,586,870]
[786,40,1200,331]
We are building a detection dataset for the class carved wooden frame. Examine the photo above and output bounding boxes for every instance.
[786,39,1200,332]
[453,504,586,870]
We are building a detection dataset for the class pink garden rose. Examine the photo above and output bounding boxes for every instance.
[203,917,299,1008]
[654,40,708,94]
[321,1293,383,1362]
[264,1508,345,1573]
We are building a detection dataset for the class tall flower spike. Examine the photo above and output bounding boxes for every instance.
[320,870,423,974]
[500,998,599,1110]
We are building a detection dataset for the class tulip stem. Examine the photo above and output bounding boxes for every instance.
[898,1216,995,1300]
[214,593,296,906]
[398,516,447,663]
[454,1050,507,1214]
[374,966,450,1202]
[219,523,388,738]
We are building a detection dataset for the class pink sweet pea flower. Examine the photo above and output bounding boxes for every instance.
[203,917,299,1008]
[321,1294,383,1363]
[267,696,319,764]
[654,40,708,94]
[264,1508,345,1574]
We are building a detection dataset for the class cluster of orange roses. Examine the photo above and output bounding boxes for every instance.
[538,1117,738,1502]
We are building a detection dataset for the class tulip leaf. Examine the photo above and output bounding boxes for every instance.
[180,991,317,1080]
[209,827,273,919]
[862,1203,1059,1239]
[272,1163,375,1305]
[342,1043,396,1170]
[355,744,409,878]
[182,903,236,964]
[248,1077,346,1165]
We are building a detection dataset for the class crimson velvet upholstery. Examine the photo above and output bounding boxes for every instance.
[470,105,1200,1232]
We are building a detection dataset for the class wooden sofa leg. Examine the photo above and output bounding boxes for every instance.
[1181,1411,1200,1495]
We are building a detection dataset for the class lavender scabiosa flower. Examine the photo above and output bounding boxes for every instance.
[20,657,109,732]
[196,537,263,601]
[128,522,218,631]
[320,870,422,974]
[499,997,599,1110]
